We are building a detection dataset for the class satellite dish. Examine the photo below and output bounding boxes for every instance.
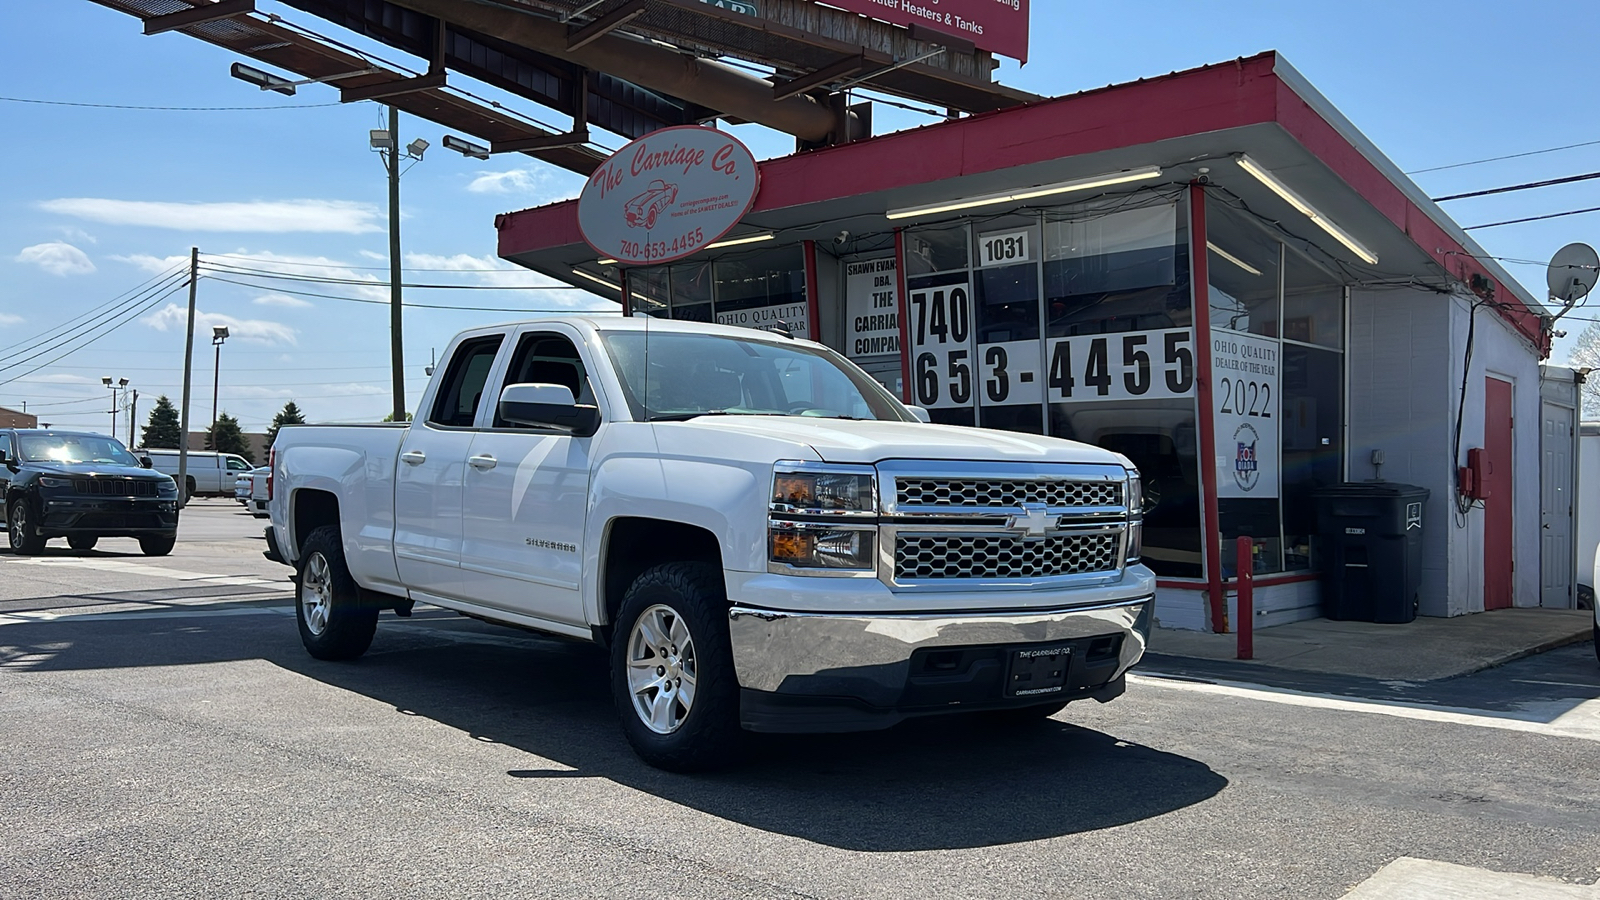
[1547,242,1600,307]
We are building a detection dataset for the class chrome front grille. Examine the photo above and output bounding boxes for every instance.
[73,478,158,497]
[894,533,1120,581]
[895,478,1121,509]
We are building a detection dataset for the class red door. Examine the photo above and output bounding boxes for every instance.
[1484,377,1514,610]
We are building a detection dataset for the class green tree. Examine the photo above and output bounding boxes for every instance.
[381,411,413,422]
[206,412,254,464]
[265,400,306,448]
[140,395,182,449]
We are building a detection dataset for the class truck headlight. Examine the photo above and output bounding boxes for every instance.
[770,525,876,570]
[769,462,878,573]
[1125,470,1143,563]
[771,464,876,514]
[38,476,74,489]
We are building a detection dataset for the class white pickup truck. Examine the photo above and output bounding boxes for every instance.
[266,316,1154,770]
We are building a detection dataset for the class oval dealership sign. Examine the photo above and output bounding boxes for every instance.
[577,125,760,266]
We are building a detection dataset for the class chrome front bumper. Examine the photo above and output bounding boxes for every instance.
[726,595,1152,700]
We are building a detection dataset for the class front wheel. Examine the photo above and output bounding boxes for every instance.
[7,501,46,555]
[295,525,377,661]
[138,534,176,556]
[610,562,741,772]
[68,535,99,552]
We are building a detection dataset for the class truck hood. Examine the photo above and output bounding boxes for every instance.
[666,417,1130,467]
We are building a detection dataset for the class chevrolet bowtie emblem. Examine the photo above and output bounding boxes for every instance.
[1007,502,1061,538]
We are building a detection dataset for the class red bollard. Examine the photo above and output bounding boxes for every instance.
[1236,535,1254,660]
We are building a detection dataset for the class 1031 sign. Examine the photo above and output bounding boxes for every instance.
[1045,328,1195,403]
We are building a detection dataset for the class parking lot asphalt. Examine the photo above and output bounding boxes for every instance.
[2,500,1598,899]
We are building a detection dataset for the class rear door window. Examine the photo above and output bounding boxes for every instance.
[430,335,505,428]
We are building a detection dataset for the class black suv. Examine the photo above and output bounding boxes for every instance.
[1,429,180,556]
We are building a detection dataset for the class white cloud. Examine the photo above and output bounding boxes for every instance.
[141,303,298,346]
[39,198,382,234]
[16,242,96,276]
[253,293,313,309]
[0,313,22,326]
[466,168,550,195]
[404,252,612,310]
[358,250,386,261]
[32,374,93,384]
[113,252,188,275]
[53,226,97,245]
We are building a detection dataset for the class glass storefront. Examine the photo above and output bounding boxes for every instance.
[616,188,1347,581]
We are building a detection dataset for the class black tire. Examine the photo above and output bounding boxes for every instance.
[295,525,377,661]
[138,534,176,557]
[1593,621,1598,667]
[610,562,742,772]
[185,477,197,502]
[7,500,46,555]
[67,535,99,552]
[980,701,1068,727]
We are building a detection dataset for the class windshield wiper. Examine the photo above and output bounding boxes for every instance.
[648,411,729,422]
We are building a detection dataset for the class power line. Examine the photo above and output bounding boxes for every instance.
[0,270,188,372]
[1407,137,1600,175]
[200,275,619,312]
[1464,206,1600,230]
[204,252,557,273]
[0,263,186,360]
[0,279,191,388]
[199,263,577,289]
[0,95,342,112]
[1432,170,1600,202]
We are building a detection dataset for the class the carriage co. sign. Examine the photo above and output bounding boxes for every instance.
[577,125,760,267]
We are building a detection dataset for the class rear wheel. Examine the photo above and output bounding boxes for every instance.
[138,534,176,556]
[611,562,741,772]
[7,501,46,555]
[67,535,99,552]
[296,525,377,661]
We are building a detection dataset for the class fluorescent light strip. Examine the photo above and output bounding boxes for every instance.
[571,267,618,289]
[1207,241,1262,276]
[1234,154,1379,265]
[885,166,1164,221]
[595,232,776,266]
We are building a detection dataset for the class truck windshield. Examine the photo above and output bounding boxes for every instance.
[19,434,140,466]
[600,331,913,423]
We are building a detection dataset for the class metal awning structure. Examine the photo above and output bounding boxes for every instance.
[88,0,1039,176]
[90,0,612,173]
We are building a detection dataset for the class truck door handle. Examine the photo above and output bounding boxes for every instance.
[468,454,497,470]
[400,450,426,465]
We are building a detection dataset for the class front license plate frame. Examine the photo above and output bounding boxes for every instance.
[1005,644,1071,697]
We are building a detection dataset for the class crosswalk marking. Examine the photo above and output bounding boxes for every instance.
[3,556,283,587]
[1130,673,1600,743]
[1341,857,1599,898]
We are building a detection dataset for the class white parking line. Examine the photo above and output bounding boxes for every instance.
[3,556,283,587]
[1129,673,1600,743]
[0,605,293,626]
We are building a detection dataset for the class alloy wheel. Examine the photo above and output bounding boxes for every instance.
[301,551,332,636]
[626,603,698,734]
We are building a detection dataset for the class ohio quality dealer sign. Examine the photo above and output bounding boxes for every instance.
[578,126,761,267]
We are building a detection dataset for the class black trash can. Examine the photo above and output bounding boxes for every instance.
[1312,483,1430,624]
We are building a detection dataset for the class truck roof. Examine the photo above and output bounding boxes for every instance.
[462,314,825,349]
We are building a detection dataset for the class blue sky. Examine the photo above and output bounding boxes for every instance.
[3,0,1597,434]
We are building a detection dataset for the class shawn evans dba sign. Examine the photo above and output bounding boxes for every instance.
[578,126,760,267]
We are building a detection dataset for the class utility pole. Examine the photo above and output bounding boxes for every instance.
[128,389,139,447]
[178,247,198,508]
[387,104,406,424]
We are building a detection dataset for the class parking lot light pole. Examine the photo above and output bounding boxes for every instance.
[102,376,128,439]
[211,325,229,436]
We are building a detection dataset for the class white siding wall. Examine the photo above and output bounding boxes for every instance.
[1346,288,1456,615]
[1448,294,1544,612]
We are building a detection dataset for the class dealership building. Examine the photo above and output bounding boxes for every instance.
[495,52,1579,631]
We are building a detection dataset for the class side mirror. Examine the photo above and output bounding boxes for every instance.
[498,383,600,437]
[906,405,932,424]
[140,455,154,469]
